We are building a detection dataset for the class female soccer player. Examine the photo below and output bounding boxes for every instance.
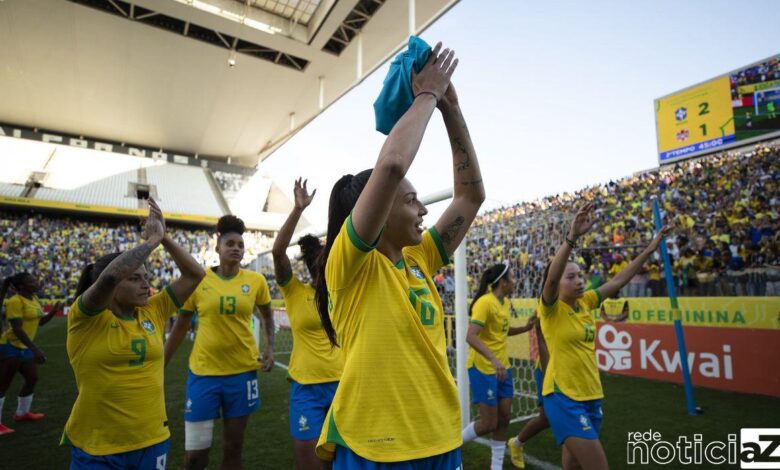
[0,273,62,435]
[539,203,670,470]
[164,215,275,470]
[272,178,343,469]
[313,43,484,468]
[461,263,535,469]
[63,198,204,469]
[508,311,549,469]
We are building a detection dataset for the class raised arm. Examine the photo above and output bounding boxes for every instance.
[38,301,63,326]
[143,198,205,304]
[542,203,596,305]
[81,209,165,313]
[272,178,315,285]
[434,84,486,255]
[352,43,457,243]
[598,226,671,300]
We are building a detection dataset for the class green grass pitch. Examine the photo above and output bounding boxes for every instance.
[4,318,779,469]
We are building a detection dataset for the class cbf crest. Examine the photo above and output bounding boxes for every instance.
[241,284,250,294]
[141,319,156,335]
[409,266,425,280]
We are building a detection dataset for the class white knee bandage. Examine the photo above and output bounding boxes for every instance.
[185,420,214,451]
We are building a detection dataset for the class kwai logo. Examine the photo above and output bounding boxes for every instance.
[640,340,733,380]
[597,324,632,371]
[595,325,734,381]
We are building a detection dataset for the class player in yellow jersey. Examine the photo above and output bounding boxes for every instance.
[165,215,275,470]
[508,301,630,468]
[508,311,550,469]
[312,43,485,468]
[62,198,205,469]
[0,272,62,435]
[461,263,535,469]
[272,178,344,469]
[537,203,670,469]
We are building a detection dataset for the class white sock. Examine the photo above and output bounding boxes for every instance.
[511,436,523,448]
[0,396,5,424]
[16,394,32,415]
[461,422,478,443]
[491,439,506,469]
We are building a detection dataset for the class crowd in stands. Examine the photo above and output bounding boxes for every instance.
[1,142,778,306]
[447,142,780,303]
[731,57,780,97]
[212,171,251,196]
[0,212,272,301]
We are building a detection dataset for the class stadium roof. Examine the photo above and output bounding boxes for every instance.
[0,0,459,169]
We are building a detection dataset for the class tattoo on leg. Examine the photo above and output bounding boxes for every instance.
[440,216,465,245]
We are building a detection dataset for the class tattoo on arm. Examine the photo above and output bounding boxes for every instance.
[460,179,483,186]
[95,242,156,289]
[452,137,471,172]
[440,216,465,246]
[460,114,472,140]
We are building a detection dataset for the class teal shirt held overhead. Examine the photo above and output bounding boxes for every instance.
[373,36,432,135]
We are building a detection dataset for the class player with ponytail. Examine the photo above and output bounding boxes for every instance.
[0,272,62,435]
[461,263,535,469]
[535,203,670,469]
[272,178,343,469]
[62,198,204,468]
[313,43,485,468]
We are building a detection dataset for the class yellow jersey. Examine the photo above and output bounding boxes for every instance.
[601,298,628,318]
[62,287,181,455]
[609,260,628,277]
[181,268,271,376]
[467,293,511,374]
[279,276,343,384]
[402,228,450,358]
[0,295,43,348]
[317,217,460,462]
[539,289,603,401]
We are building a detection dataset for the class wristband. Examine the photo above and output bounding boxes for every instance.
[565,237,577,249]
[414,91,439,103]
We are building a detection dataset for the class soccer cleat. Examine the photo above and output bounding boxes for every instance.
[508,437,525,469]
[0,424,15,435]
[13,412,44,422]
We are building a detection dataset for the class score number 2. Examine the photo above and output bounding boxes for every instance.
[698,102,710,136]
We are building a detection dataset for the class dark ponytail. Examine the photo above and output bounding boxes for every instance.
[297,234,322,276]
[470,263,508,316]
[314,169,373,347]
[0,277,9,332]
[75,252,123,299]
